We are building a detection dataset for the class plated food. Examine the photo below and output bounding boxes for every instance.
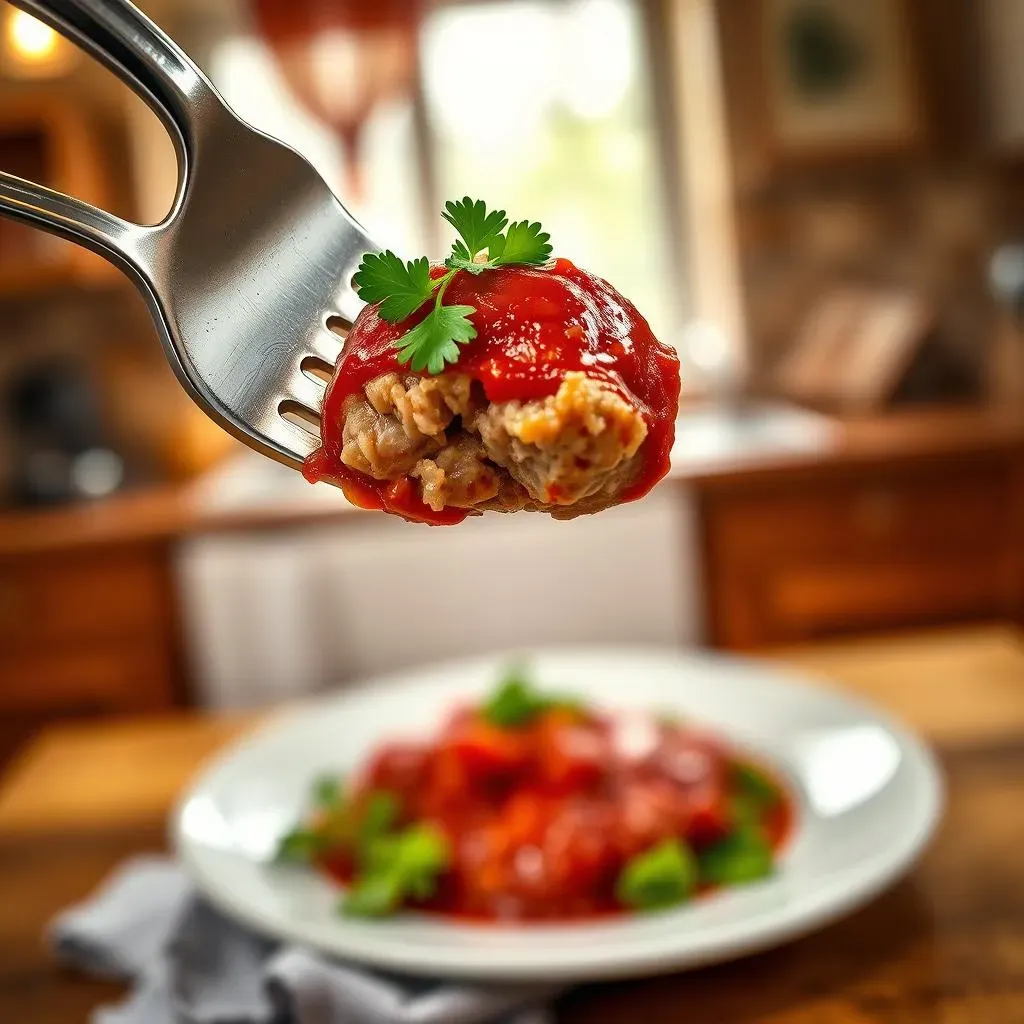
[275,667,793,921]
[177,648,941,979]
[303,199,681,524]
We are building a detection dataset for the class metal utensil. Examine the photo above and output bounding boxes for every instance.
[0,0,378,469]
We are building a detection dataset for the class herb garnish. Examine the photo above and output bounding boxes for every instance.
[482,663,584,729]
[616,838,698,910]
[342,823,450,918]
[352,198,552,376]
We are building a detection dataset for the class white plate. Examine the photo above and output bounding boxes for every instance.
[173,648,942,982]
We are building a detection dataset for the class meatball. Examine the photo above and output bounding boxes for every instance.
[304,259,680,525]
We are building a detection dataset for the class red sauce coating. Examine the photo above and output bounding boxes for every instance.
[304,259,681,524]
[317,709,795,923]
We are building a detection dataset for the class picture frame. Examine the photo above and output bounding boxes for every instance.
[757,0,926,164]
[774,286,934,412]
[978,0,1024,157]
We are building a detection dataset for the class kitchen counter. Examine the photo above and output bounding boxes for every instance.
[1,402,1020,559]
[1,625,1023,1021]
[3,402,1023,745]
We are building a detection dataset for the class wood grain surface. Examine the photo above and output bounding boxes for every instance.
[1,627,1023,1022]
[2,405,1024,560]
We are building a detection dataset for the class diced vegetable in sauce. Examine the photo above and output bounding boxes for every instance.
[275,667,794,921]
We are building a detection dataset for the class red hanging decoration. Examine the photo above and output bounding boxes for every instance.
[252,0,423,199]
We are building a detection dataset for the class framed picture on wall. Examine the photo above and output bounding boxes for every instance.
[978,0,1024,156]
[760,0,926,162]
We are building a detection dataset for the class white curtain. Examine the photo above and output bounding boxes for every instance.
[175,487,700,708]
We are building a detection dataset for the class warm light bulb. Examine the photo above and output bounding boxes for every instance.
[8,10,59,61]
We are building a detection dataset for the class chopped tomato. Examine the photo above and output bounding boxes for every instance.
[541,799,621,895]
[446,716,531,782]
[311,695,793,922]
[535,714,609,794]
[360,742,431,798]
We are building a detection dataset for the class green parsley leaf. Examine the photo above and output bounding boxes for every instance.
[443,252,491,276]
[341,823,450,918]
[484,677,538,729]
[698,826,774,886]
[356,791,401,855]
[357,198,554,376]
[442,197,508,260]
[730,793,762,829]
[733,762,781,810]
[489,220,552,266]
[353,251,435,323]
[393,824,450,899]
[395,304,477,376]
[483,664,584,728]
[273,827,326,865]
[311,775,342,809]
[616,839,698,910]
[483,662,545,728]
[342,873,404,918]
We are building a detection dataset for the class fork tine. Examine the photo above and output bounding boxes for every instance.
[307,327,345,364]
[287,369,329,416]
[271,413,320,459]
[330,280,365,324]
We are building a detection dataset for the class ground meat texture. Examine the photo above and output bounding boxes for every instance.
[339,373,478,481]
[337,371,647,518]
[412,435,503,511]
[473,373,647,511]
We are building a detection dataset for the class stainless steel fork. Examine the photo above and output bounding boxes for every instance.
[0,0,379,469]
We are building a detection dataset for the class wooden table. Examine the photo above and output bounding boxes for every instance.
[2,626,1024,1022]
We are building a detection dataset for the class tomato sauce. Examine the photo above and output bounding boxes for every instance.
[304,260,681,524]
[317,707,795,923]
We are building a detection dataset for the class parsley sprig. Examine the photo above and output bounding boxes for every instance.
[352,198,553,376]
[483,663,584,729]
[342,823,450,918]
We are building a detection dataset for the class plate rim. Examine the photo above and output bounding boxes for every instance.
[172,645,944,981]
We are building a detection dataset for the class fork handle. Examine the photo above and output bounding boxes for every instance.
[0,0,220,278]
[0,174,149,280]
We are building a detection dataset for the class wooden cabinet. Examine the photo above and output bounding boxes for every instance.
[0,94,120,294]
[0,543,179,762]
[695,454,1021,649]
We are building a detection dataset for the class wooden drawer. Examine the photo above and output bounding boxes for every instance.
[0,639,175,714]
[0,547,169,650]
[710,462,1011,562]
[699,458,1019,648]
[764,555,1012,640]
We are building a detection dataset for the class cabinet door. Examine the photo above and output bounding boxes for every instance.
[0,545,179,715]
[699,459,1017,648]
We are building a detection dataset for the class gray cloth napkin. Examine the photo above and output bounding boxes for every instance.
[51,857,559,1024]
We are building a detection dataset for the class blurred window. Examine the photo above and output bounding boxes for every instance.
[421,0,679,341]
[209,0,684,344]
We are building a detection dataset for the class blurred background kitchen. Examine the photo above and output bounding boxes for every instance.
[2,0,1023,763]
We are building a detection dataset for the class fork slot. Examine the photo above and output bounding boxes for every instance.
[326,316,351,338]
[300,356,334,385]
[279,400,322,436]
[330,281,364,323]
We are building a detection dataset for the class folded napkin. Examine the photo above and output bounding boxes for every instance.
[52,857,559,1024]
